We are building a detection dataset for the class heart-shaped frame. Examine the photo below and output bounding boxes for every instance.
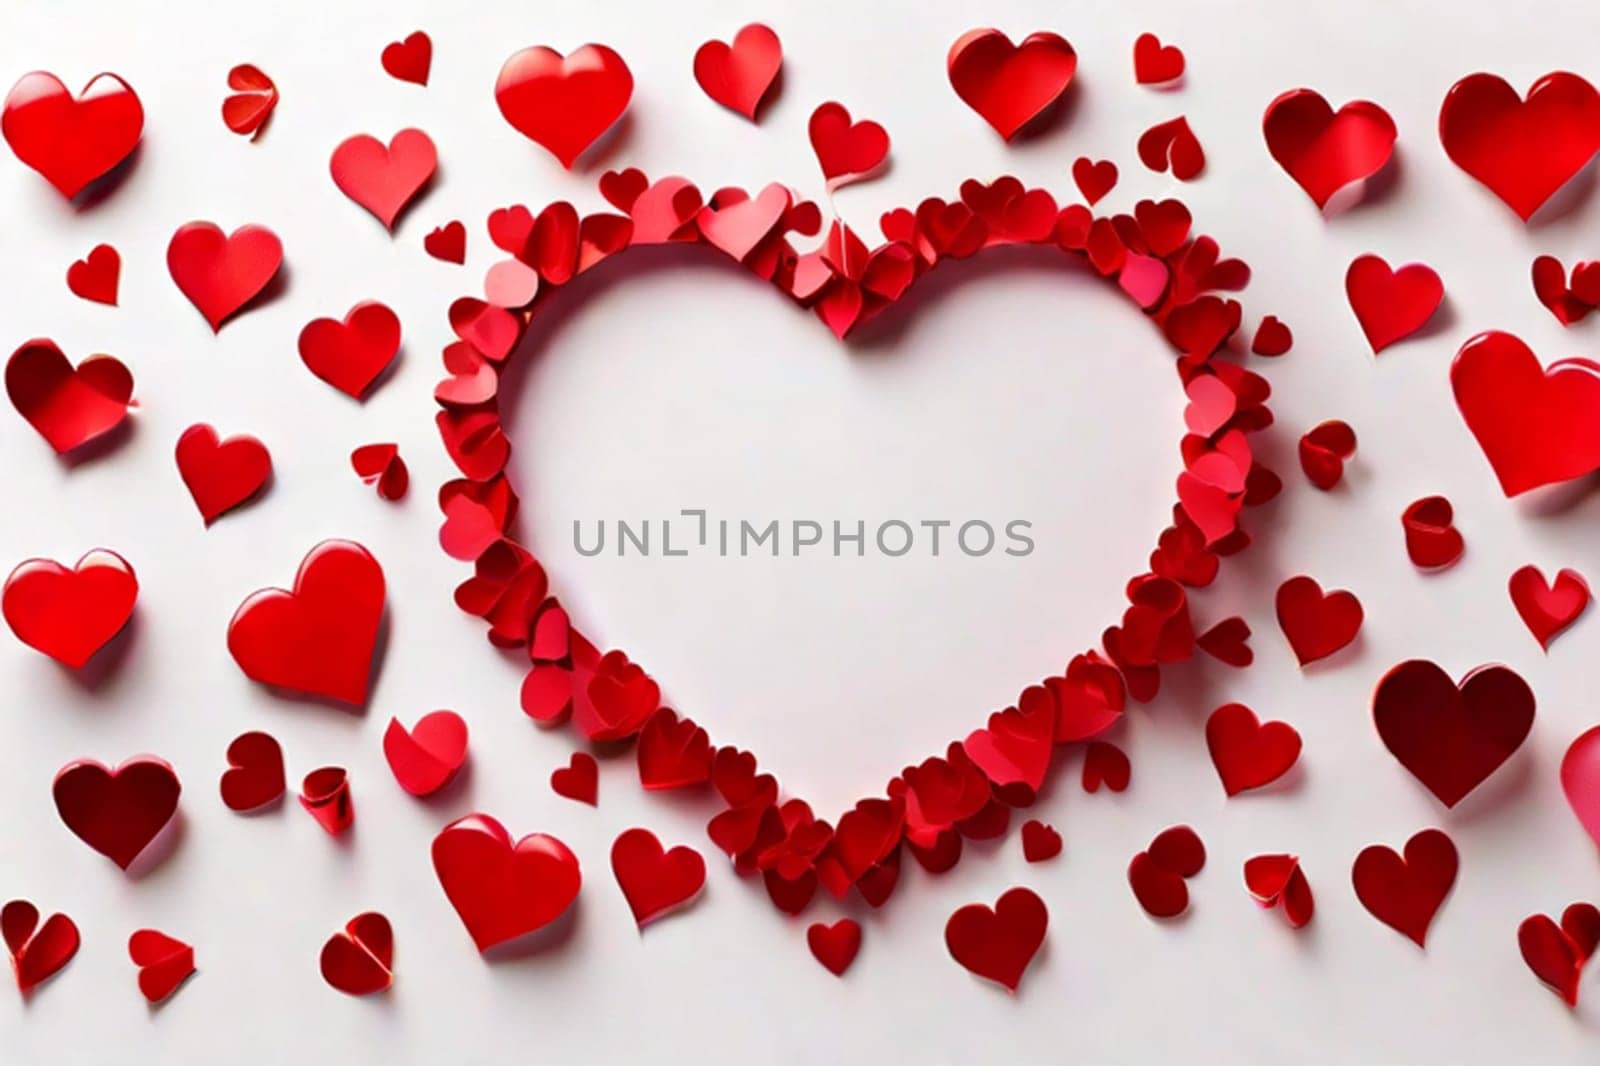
[434,170,1277,915]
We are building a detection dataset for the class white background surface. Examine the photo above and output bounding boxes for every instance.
[3,1,1600,1063]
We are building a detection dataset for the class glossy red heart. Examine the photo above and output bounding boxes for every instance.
[6,339,133,454]
[1263,90,1396,209]
[432,814,581,951]
[1205,702,1301,796]
[350,442,408,501]
[1351,828,1457,947]
[1401,496,1464,570]
[1020,819,1062,862]
[221,63,276,139]
[319,912,392,995]
[2,900,79,992]
[1275,575,1362,666]
[1081,740,1130,793]
[1345,254,1442,353]
[127,929,194,1003]
[1519,904,1600,1006]
[166,221,283,332]
[218,730,285,812]
[66,243,119,305]
[1439,71,1600,221]
[175,423,270,525]
[1509,565,1589,650]
[1244,854,1314,928]
[806,918,861,977]
[298,766,353,835]
[2,71,143,197]
[944,886,1047,992]
[693,23,781,121]
[53,755,180,870]
[381,31,432,86]
[1562,726,1600,850]
[1298,419,1357,490]
[383,711,468,796]
[330,128,436,230]
[1451,330,1600,496]
[226,539,385,706]
[495,44,632,169]
[550,751,598,805]
[808,102,889,187]
[424,220,466,264]
[1372,660,1534,808]
[611,827,706,926]
[3,549,136,668]
[297,301,400,400]
[947,29,1076,141]
[1132,32,1184,85]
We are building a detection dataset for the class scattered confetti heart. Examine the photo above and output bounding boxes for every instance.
[2,71,143,197]
[1071,157,1117,205]
[1275,575,1362,666]
[299,767,353,835]
[944,886,1047,992]
[807,919,861,977]
[53,755,180,870]
[219,731,285,812]
[1205,702,1301,796]
[1137,116,1204,179]
[221,63,276,139]
[166,221,283,332]
[1562,726,1600,850]
[351,442,408,500]
[3,549,136,668]
[381,31,432,85]
[947,28,1076,141]
[1132,32,1184,85]
[809,101,889,191]
[424,220,466,264]
[1020,819,1062,863]
[693,23,782,121]
[1251,315,1292,356]
[611,827,706,926]
[1519,904,1600,1006]
[431,814,582,951]
[6,339,133,454]
[1346,254,1442,353]
[551,752,598,805]
[1196,616,1253,667]
[1509,565,1589,649]
[1129,825,1205,918]
[1401,496,1464,570]
[319,912,392,995]
[128,929,194,1003]
[1352,828,1457,947]
[1244,854,1314,928]
[1082,740,1130,792]
[495,44,632,169]
[1298,419,1357,490]
[298,300,401,400]
[1263,89,1396,209]
[3,900,79,993]
[175,423,271,525]
[330,128,437,230]
[66,243,119,305]
[383,711,467,796]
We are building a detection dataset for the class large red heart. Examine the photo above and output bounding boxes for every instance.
[2,899,80,992]
[166,221,283,332]
[1351,828,1457,947]
[1519,903,1600,1006]
[298,301,401,399]
[226,539,385,706]
[494,44,632,169]
[693,23,782,121]
[943,886,1048,991]
[1439,71,1600,221]
[2,71,143,198]
[382,710,468,796]
[174,423,271,525]
[3,548,137,668]
[1372,660,1534,808]
[1262,89,1396,209]
[946,29,1077,142]
[6,339,133,454]
[329,128,437,230]
[431,814,582,951]
[52,755,181,870]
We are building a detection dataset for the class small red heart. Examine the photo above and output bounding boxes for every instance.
[298,766,353,835]
[319,912,392,996]
[1275,575,1363,666]
[1070,157,1117,205]
[3,900,80,992]
[1205,702,1301,796]
[226,539,386,706]
[6,339,133,454]
[944,886,1047,992]
[2,71,143,198]
[1196,616,1253,667]
[1401,496,1465,570]
[947,29,1076,141]
[1345,254,1442,353]
[381,31,432,86]
[1020,819,1062,863]
[350,442,408,501]
[1352,828,1458,947]
[424,220,466,264]
[1372,660,1534,808]
[219,731,285,812]
[808,102,889,188]
[1137,116,1204,179]
[383,711,468,796]
[1520,904,1600,1007]
[611,827,706,926]
[53,755,180,870]
[1263,90,1396,209]
[495,44,632,169]
[1132,32,1184,85]
[298,301,401,400]
[128,929,195,1003]
[3,548,137,668]
[432,814,581,951]
[1298,419,1358,490]
[806,919,861,977]
[1251,315,1292,356]
[66,243,119,305]
[1532,256,1594,326]
[175,423,271,525]
[330,128,436,230]
[693,23,782,121]
[221,63,276,139]
[1244,854,1314,928]
[1439,71,1600,221]
[166,221,283,332]
[550,751,598,805]
[1081,740,1130,793]
[1509,565,1589,649]
[1562,726,1600,850]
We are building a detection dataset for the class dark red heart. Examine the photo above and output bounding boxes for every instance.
[1081,740,1130,792]
[3,899,80,992]
[806,918,861,977]
[319,912,392,995]
[3,549,137,668]
[1401,496,1464,570]
[1519,903,1600,1006]
[424,220,466,264]
[1020,819,1062,862]
[1132,32,1184,85]
[550,751,598,805]
[1205,702,1301,796]
[495,44,632,169]
[1346,254,1442,353]
[1275,575,1362,666]
[1298,419,1357,490]
[381,31,432,86]
[52,755,180,870]
[1351,828,1458,947]
[219,730,285,812]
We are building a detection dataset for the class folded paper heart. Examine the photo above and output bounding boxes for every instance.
[1351,828,1457,947]
[175,423,271,525]
[128,929,195,1003]
[52,755,180,870]
[3,548,137,668]
[806,919,861,977]
[1128,824,1206,918]
[299,767,353,835]
[1244,854,1314,928]
[1275,575,1363,666]
[219,730,285,812]
[693,23,782,121]
[431,814,581,951]
[1132,33,1184,86]
[1345,254,1443,353]
[1508,565,1589,649]
[330,128,437,230]
[66,243,120,305]
[383,711,467,796]
[611,827,706,926]
[221,63,276,139]
[2,70,143,197]
[167,221,283,331]
[298,301,401,399]
[1401,496,1464,570]
[6,339,134,454]
[1519,903,1600,1006]
[1020,819,1061,863]
[1263,89,1396,210]
[319,912,392,995]
[947,28,1076,141]
[3,899,80,992]
[944,886,1048,992]
[1081,741,1130,793]
[1205,702,1301,796]
[495,44,632,169]
[381,31,432,86]
[1071,157,1117,205]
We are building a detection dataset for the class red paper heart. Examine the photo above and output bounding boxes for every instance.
[2,71,143,197]
[127,929,195,1003]
[1351,828,1457,947]
[53,755,180,870]
[1275,575,1362,666]
[425,220,466,264]
[1372,660,1534,808]
[1263,89,1396,209]
[66,243,119,305]
[1148,824,1206,877]
[298,301,401,400]
[1345,254,1442,353]
[1132,32,1184,85]
[175,423,271,525]
[1196,616,1253,667]
[495,44,632,169]
[298,766,353,835]
[330,128,437,230]
[808,102,889,189]
[1532,256,1595,326]
[611,828,706,926]
[1020,819,1062,863]
[693,23,781,121]
[432,814,581,951]
[1129,825,1206,918]
[1071,157,1117,205]
[1520,904,1600,1006]
[550,751,598,805]
[166,221,283,332]
[1138,116,1204,179]
[226,539,385,706]
[383,711,468,796]
[1081,741,1130,793]
[6,339,133,454]
[221,63,276,139]
[381,31,432,86]
[806,919,861,977]
[947,29,1076,141]
[944,887,1047,992]
[1562,726,1600,850]
[1401,496,1464,570]
[3,548,136,668]
[1298,419,1357,490]
[219,730,285,812]
[1251,315,1292,356]
[1205,702,1301,796]
[319,912,392,995]
[350,442,408,500]
[1439,71,1600,221]
[1244,854,1314,928]
[1509,565,1589,650]
[3,900,79,992]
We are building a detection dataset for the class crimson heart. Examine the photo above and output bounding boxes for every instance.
[1132,32,1184,85]
[1263,89,1396,209]
[808,102,889,185]
[1532,255,1594,326]
[226,539,385,706]
[2,71,143,198]
[6,339,133,454]
[1401,496,1464,570]
[1205,702,1301,796]
[350,442,408,500]
[1071,157,1117,205]
[1020,819,1062,862]
[1137,116,1204,180]
[1298,419,1357,490]
[944,887,1047,992]
[424,220,466,264]
[298,766,353,835]
[550,752,598,805]
[1519,903,1600,1006]
[806,918,861,977]
[1439,71,1600,221]
[2,899,80,992]
[298,301,401,399]
[127,929,194,1003]
[611,827,706,926]
[1081,741,1130,792]
[383,711,468,796]
[693,23,782,121]
[166,221,283,331]
[1351,828,1457,947]
[1372,660,1534,808]
[3,548,136,668]
[495,44,632,169]
[1451,330,1600,496]
[1345,254,1442,353]
[66,243,119,305]
[1244,854,1314,928]
[1275,575,1362,666]
[221,64,276,139]
[1509,565,1589,649]
[52,755,180,870]
[330,128,436,230]
[174,423,271,525]
[219,730,285,812]
[431,814,581,951]
[319,912,392,995]
[381,31,432,86]
[947,29,1077,141]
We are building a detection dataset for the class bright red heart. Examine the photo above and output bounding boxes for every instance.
[350,442,408,501]
[226,539,385,706]
[330,128,436,230]
[6,339,133,454]
[1275,575,1362,666]
[2,71,143,197]
[806,919,861,977]
[53,755,180,870]
[1244,854,1314,928]
[166,221,283,332]
[944,887,1047,992]
[1081,740,1130,793]
[1138,116,1204,179]
[3,900,79,992]
[66,243,119,305]
[1205,702,1301,796]
[611,827,706,926]
[1451,330,1600,496]
[1439,71,1600,221]
[1298,419,1357,490]
[1345,254,1442,354]
[319,912,392,996]
[128,929,194,1003]
[298,301,401,400]
[1509,565,1590,650]
[947,29,1076,141]
[1401,496,1464,570]
[221,63,276,139]
[1351,828,1457,947]
[495,44,632,169]
[1372,660,1534,808]
[1020,819,1062,862]
[550,751,598,805]
[808,102,889,188]
[383,711,468,796]
[298,766,353,835]
[1262,89,1396,209]
[219,730,285,812]
[432,814,581,951]
[3,549,136,668]
[174,423,271,525]
[1562,726,1600,850]
[1149,824,1206,877]
[1520,904,1600,1006]
[1071,157,1117,205]
[424,220,466,264]
[381,31,432,86]
[693,23,781,121]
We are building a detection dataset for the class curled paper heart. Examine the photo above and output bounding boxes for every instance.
[128,929,195,1003]
[219,731,285,812]
[1244,854,1314,928]
[6,339,133,454]
[350,442,408,501]
[1401,496,1464,570]
[1298,419,1357,490]
[1508,565,1589,650]
[298,767,353,835]
[1561,726,1600,851]
[1263,89,1396,209]
[1519,903,1600,1006]
[221,63,276,139]
[947,28,1076,141]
